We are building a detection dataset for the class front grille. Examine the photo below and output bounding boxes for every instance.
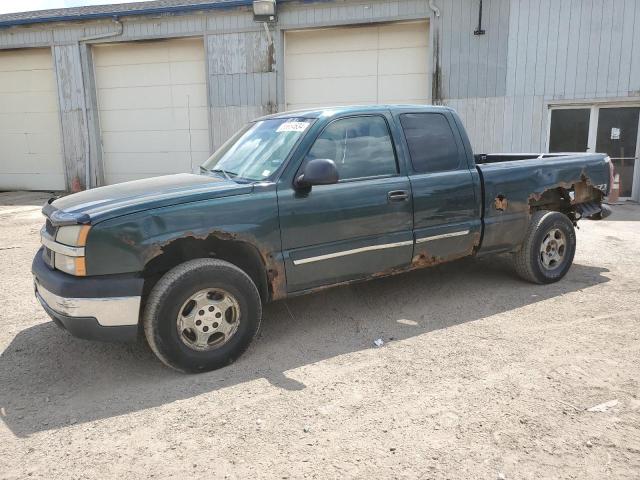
[45,219,56,237]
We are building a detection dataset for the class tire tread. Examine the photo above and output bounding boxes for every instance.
[143,258,262,373]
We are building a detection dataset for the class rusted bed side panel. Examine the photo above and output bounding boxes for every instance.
[477,154,609,254]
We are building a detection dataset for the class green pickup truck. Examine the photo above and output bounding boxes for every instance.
[33,105,613,372]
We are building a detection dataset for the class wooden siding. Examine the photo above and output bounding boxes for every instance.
[52,44,88,190]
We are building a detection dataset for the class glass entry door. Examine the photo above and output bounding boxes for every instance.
[595,107,639,198]
[548,105,640,200]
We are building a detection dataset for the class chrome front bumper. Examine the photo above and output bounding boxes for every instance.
[34,279,141,327]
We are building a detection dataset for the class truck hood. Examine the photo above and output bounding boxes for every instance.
[45,174,253,225]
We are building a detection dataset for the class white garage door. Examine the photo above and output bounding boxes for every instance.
[0,48,65,190]
[285,21,429,110]
[93,38,209,184]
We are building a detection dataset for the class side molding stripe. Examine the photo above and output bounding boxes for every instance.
[415,230,470,243]
[292,240,414,266]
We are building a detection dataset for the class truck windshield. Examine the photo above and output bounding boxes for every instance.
[201,118,313,181]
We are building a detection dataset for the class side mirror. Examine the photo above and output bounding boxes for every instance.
[294,158,339,188]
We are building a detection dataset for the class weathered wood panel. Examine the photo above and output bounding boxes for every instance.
[53,44,88,191]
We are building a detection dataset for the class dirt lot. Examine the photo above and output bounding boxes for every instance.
[0,190,639,480]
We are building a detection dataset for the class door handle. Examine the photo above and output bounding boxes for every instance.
[387,190,409,202]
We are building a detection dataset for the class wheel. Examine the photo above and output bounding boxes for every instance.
[143,258,262,373]
[513,210,576,284]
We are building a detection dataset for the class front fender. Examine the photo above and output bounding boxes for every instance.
[84,187,282,285]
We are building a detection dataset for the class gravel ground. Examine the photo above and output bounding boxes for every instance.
[0,190,639,480]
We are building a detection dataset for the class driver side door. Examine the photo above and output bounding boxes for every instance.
[277,114,414,293]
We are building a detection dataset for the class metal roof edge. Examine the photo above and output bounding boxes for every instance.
[0,1,255,29]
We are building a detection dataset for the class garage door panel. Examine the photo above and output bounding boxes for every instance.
[0,49,54,71]
[102,131,191,153]
[168,39,205,61]
[379,22,428,48]
[94,63,171,89]
[0,173,66,191]
[0,152,63,174]
[97,85,172,110]
[285,21,429,109]
[93,42,170,67]
[287,76,378,105]
[170,84,208,107]
[378,73,429,103]
[99,106,208,132]
[378,47,428,75]
[0,133,29,154]
[0,112,60,133]
[105,152,193,175]
[95,60,204,89]
[102,129,208,154]
[98,85,207,111]
[0,91,59,113]
[285,51,378,80]
[0,48,64,190]
[169,60,206,85]
[189,131,210,152]
[0,132,62,155]
[0,69,56,93]
[285,27,379,55]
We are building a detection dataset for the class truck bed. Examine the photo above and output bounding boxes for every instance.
[474,152,610,255]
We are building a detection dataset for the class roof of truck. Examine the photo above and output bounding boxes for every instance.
[256,104,453,121]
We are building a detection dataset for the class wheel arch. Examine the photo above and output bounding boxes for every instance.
[528,179,606,221]
[141,234,270,303]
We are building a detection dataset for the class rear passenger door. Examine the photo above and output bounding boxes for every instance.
[277,114,414,292]
[396,111,481,263]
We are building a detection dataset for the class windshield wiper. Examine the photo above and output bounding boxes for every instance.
[201,166,238,180]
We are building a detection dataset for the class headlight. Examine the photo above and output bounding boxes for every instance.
[54,253,86,276]
[55,225,91,247]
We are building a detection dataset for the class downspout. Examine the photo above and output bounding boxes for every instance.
[77,18,123,189]
[428,1,442,104]
[428,0,440,17]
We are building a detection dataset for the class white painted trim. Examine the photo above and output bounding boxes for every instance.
[415,229,469,243]
[587,105,599,153]
[292,240,414,266]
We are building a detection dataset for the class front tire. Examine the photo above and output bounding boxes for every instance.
[143,258,262,373]
[513,210,576,284]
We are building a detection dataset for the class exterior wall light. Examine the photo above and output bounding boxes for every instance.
[253,0,276,22]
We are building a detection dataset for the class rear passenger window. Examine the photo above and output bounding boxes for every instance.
[306,116,397,180]
[399,113,461,173]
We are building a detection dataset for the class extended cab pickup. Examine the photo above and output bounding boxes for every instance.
[32,105,613,372]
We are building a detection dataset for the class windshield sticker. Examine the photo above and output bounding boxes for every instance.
[261,169,271,177]
[276,121,309,133]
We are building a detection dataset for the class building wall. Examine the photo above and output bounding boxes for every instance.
[442,0,640,154]
[0,0,639,190]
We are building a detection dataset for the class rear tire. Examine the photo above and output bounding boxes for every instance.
[513,210,576,284]
[143,258,262,373]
